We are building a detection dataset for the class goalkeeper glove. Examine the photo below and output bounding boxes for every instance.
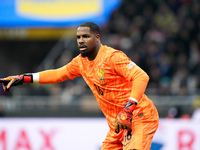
[114,99,137,133]
[0,73,33,92]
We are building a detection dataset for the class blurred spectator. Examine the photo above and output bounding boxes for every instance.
[153,2,179,34]
[166,106,181,119]
[191,95,200,121]
[192,95,200,121]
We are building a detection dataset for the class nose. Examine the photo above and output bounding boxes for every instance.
[78,37,84,44]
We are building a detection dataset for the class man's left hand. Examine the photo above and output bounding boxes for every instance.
[114,100,137,133]
[114,110,132,133]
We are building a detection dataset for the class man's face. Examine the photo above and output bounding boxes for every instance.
[76,27,99,57]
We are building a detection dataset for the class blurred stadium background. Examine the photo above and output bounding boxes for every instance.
[0,0,200,149]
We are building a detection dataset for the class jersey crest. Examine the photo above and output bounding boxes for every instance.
[97,65,106,85]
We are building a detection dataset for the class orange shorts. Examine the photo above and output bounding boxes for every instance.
[101,104,159,150]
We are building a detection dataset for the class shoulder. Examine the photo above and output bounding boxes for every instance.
[101,45,125,59]
[68,54,84,66]
[71,54,83,62]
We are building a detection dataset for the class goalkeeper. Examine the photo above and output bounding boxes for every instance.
[0,22,159,150]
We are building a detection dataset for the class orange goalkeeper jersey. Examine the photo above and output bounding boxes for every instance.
[38,45,156,131]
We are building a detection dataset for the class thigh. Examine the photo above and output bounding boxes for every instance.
[101,129,124,150]
[123,119,159,150]
[123,98,159,150]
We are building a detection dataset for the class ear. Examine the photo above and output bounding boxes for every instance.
[96,34,100,42]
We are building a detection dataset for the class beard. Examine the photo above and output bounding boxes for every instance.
[80,50,90,57]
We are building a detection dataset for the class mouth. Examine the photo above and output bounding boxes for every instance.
[79,45,87,51]
[79,45,89,57]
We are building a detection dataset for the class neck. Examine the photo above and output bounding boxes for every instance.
[88,42,101,61]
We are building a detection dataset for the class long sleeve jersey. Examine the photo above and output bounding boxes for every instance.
[34,45,155,131]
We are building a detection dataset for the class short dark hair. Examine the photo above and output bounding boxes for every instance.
[79,22,100,34]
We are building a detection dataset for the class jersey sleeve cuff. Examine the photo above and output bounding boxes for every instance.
[32,73,40,83]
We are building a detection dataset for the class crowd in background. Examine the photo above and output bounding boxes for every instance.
[101,0,200,96]
[44,0,200,97]
[0,0,200,118]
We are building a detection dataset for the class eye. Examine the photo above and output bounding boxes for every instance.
[83,35,89,38]
[76,35,80,39]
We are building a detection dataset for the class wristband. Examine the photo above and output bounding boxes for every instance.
[23,74,33,83]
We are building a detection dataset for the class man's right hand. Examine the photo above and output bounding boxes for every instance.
[0,74,33,92]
